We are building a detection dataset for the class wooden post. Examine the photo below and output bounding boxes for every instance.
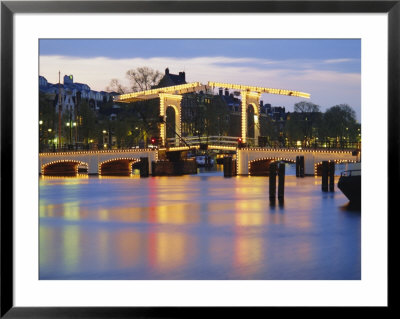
[269,162,277,200]
[140,157,149,177]
[296,156,300,177]
[299,156,305,177]
[278,163,285,200]
[329,161,335,192]
[321,161,328,192]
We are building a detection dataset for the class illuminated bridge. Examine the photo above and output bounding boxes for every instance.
[39,149,157,176]
[39,145,359,176]
[237,147,359,176]
[114,81,310,147]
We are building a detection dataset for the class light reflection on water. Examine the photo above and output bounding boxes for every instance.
[39,165,360,280]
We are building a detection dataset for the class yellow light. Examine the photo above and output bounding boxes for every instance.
[208,81,310,98]
[114,82,204,103]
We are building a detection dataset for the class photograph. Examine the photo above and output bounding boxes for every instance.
[38,38,361,280]
[1,0,393,316]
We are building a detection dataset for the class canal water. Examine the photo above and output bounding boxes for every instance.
[39,164,361,280]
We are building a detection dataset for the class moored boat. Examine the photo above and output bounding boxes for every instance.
[338,163,361,207]
[196,155,214,167]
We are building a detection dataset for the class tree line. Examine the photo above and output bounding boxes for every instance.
[265,101,361,148]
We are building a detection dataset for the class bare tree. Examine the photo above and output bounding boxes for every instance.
[106,79,127,94]
[105,67,163,143]
[106,67,162,93]
[126,67,162,92]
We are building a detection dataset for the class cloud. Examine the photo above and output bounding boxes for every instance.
[323,58,355,64]
[39,55,361,121]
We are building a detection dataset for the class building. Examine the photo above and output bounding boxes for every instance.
[39,75,118,116]
[153,68,187,88]
[39,75,119,150]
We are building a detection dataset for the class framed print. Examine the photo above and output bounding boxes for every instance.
[1,1,396,317]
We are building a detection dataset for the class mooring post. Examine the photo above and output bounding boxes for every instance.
[140,157,149,177]
[299,156,305,177]
[278,163,285,201]
[269,162,277,200]
[321,161,329,192]
[223,156,233,177]
[329,161,335,192]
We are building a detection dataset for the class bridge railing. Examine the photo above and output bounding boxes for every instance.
[162,136,361,150]
[39,145,158,154]
[39,138,361,153]
[166,136,240,147]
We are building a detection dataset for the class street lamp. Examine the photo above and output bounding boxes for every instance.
[65,118,77,148]
[72,122,77,146]
[66,121,72,148]
[102,130,108,149]
[39,120,43,151]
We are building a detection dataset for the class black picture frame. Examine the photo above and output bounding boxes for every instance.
[1,1,396,317]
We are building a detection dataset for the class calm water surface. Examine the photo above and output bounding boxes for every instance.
[39,165,361,280]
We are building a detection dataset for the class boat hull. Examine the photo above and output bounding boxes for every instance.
[338,175,361,206]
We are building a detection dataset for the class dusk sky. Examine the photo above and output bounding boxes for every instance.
[39,39,361,121]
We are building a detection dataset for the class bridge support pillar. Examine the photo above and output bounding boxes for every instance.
[240,91,261,146]
[159,93,182,147]
[140,157,149,177]
[223,156,236,177]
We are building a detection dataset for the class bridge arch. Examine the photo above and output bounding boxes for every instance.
[98,157,141,176]
[241,92,261,145]
[165,104,181,146]
[41,160,88,176]
[249,157,295,176]
[247,103,260,145]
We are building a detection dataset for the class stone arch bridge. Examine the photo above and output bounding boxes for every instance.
[39,149,158,175]
[39,146,359,176]
[237,148,359,176]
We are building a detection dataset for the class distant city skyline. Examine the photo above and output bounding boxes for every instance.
[39,39,361,122]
